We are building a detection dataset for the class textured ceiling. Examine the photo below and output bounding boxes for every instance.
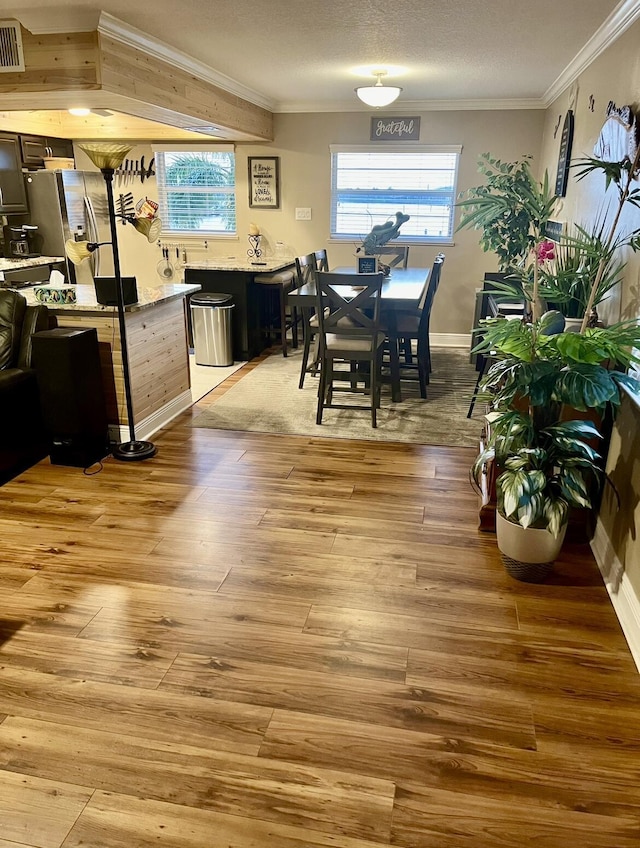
[6,0,626,110]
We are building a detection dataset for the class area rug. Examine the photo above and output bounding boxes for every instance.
[191,347,484,446]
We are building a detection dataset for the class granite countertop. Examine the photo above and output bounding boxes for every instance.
[0,255,65,273]
[19,282,201,313]
[185,255,295,273]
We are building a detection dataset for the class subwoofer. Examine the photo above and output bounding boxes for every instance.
[31,327,110,468]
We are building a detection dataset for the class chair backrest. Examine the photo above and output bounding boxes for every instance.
[295,253,318,287]
[313,270,384,339]
[418,253,446,333]
[376,245,409,269]
[0,290,49,371]
[314,248,329,271]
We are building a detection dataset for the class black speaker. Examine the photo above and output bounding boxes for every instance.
[94,276,138,306]
[31,327,110,468]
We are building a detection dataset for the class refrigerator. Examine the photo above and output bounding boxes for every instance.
[25,170,114,284]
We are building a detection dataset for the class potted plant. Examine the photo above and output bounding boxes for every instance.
[535,224,625,328]
[456,153,557,271]
[469,146,640,580]
[472,311,640,580]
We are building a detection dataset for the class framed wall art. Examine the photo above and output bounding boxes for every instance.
[248,156,280,208]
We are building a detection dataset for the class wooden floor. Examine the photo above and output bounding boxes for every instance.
[1,360,639,848]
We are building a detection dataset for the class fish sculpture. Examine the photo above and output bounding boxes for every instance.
[360,211,410,255]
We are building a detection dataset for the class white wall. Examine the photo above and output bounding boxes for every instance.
[241,109,545,336]
[83,108,545,337]
[536,18,640,666]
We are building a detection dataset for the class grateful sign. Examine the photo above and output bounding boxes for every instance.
[370,116,421,141]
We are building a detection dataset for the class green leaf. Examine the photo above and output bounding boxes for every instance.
[544,498,569,538]
[557,468,592,508]
[554,366,619,410]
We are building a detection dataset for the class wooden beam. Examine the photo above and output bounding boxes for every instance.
[0,26,273,142]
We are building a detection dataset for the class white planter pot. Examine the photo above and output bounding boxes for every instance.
[563,317,583,333]
[496,512,567,582]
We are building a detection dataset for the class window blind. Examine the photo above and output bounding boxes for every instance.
[155,150,236,236]
[330,145,461,243]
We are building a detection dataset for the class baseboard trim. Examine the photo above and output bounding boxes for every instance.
[591,517,640,672]
[432,333,471,348]
[108,390,193,444]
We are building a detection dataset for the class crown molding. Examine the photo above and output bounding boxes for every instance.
[7,9,99,34]
[544,0,640,105]
[96,12,276,113]
[275,97,545,114]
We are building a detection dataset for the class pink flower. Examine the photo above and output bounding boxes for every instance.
[536,240,555,263]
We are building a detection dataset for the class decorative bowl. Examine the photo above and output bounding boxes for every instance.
[43,157,75,170]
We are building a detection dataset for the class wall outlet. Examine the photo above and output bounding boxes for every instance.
[295,207,312,220]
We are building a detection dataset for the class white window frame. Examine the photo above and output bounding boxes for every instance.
[329,144,462,245]
[153,143,237,239]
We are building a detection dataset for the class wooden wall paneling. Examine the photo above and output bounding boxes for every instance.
[0,29,100,93]
[54,300,190,429]
[0,26,272,142]
[98,33,273,141]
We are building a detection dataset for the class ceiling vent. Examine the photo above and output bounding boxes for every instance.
[0,21,24,73]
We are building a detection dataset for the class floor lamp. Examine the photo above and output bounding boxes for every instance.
[65,142,161,461]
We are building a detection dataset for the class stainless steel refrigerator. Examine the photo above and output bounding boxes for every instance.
[25,169,114,284]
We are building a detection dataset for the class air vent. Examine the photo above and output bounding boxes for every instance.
[0,21,24,73]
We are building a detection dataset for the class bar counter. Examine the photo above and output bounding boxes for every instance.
[20,281,201,313]
[21,282,201,443]
[184,255,295,359]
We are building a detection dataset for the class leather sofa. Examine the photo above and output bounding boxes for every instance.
[0,290,50,483]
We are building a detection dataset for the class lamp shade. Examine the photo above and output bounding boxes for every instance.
[355,71,402,108]
[131,216,162,242]
[65,239,99,265]
[77,142,132,170]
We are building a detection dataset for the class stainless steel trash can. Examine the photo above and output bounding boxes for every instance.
[190,292,234,366]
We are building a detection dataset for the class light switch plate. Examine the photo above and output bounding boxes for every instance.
[295,207,312,220]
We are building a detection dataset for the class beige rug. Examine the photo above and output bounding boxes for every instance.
[191,346,484,446]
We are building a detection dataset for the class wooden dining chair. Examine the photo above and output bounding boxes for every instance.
[376,245,409,269]
[389,253,445,398]
[314,270,386,427]
[295,252,322,388]
[314,248,329,271]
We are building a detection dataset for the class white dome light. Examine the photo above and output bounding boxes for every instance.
[355,71,402,108]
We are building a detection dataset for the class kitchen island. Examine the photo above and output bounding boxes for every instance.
[0,255,66,285]
[21,281,200,442]
[185,255,295,359]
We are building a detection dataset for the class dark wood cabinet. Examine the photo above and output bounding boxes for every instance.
[19,134,74,168]
[0,133,28,214]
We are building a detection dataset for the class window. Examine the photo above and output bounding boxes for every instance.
[155,148,236,236]
[330,145,461,244]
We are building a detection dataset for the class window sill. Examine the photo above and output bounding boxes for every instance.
[160,232,239,241]
[328,237,455,246]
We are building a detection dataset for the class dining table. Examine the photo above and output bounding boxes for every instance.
[287,265,430,402]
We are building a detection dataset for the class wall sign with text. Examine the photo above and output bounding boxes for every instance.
[370,116,421,141]
[248,157,280,208]
[357,256,378,274]
[554,110,574,197]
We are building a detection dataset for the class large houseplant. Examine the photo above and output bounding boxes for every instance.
[472,311,640,579]
[456,153,557,270]
[469,146,640,579]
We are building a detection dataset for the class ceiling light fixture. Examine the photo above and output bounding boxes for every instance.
[355,70,402,108]
[67,108,114,118]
